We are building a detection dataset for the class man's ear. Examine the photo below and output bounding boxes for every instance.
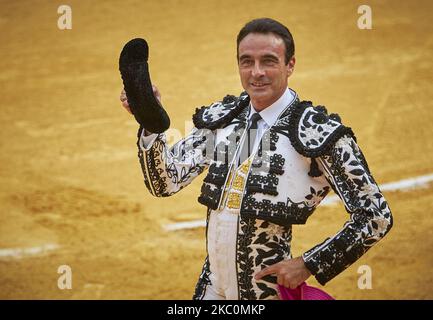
[287,56,296,77]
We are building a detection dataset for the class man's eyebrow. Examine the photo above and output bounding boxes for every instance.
[262,54,279,60]
[238,53,280,61]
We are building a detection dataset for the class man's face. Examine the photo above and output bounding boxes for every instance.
[238,32,295,110]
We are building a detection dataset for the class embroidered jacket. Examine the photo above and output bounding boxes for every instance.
[136,90,393,299]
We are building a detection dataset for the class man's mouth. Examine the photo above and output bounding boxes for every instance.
[251,82,270,88]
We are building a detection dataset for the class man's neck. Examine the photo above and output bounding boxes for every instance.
[251,89,288,112]
[249,88,295,127]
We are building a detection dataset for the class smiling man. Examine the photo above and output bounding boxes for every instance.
[120,18,393,300]
[237,31,295,111]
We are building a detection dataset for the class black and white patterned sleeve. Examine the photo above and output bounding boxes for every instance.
[136,126,214,197]
[302,135,393,285]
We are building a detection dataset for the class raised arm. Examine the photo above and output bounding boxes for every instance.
[136,126,214,197]
[120,86,214,197]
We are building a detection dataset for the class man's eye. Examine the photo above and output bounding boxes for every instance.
[240,60,253,66]
[264,59,277,65]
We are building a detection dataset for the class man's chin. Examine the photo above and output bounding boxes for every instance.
[248,89,271,101]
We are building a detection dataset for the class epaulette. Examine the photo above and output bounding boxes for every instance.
[192,92,250,130]
[286,100,356,176]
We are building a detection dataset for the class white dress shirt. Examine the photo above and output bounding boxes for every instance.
[242,88,295,156]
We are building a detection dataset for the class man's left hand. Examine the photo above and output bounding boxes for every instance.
[254,256,312,289]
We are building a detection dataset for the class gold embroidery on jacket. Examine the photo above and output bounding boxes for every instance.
[226,159,252,209]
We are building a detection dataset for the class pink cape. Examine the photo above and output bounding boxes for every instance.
[278,282,335,300]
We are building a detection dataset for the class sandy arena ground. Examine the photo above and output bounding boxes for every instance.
[0,0,432,299]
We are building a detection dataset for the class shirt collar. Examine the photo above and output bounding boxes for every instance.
[249,88,296,127]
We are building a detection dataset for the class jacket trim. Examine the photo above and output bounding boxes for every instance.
[192,93,250,130]
[286,101,356,158]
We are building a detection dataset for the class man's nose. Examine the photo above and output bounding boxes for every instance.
[251,62,265,77]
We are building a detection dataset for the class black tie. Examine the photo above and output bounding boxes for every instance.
[238,112,262,166]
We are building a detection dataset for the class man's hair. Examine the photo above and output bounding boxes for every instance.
[236,18,295,65]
